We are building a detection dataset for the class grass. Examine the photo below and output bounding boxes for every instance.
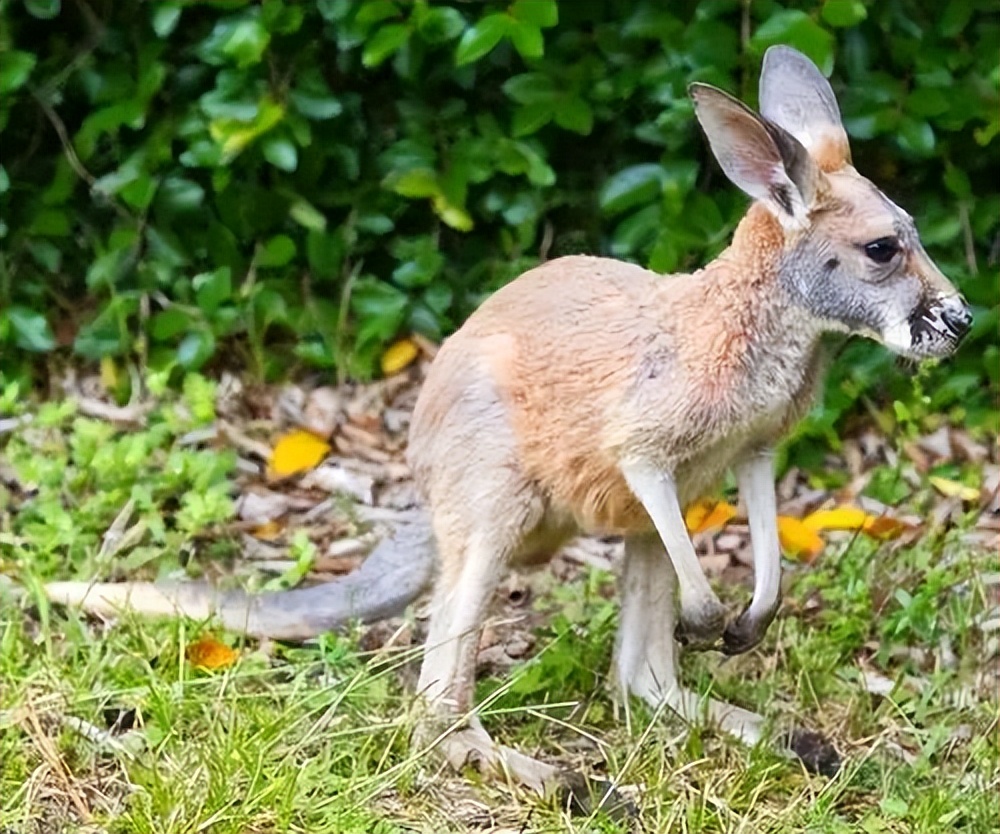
[1,386,998,833]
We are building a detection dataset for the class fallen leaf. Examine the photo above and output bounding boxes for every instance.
[268,429,331,478]
[802,507,870,532]
[803,506,909,541]
[186,636,238,670]
[685,499,737,534]
[929,476,980,503]
[250,520,284,541]
[381,338,419,376]
[862,516,909,540]
[777,516,825,562]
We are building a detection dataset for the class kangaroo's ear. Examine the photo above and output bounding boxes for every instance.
[759,45,850,171]
[690,82,821,230]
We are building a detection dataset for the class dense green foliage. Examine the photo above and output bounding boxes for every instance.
[1,0,997,425]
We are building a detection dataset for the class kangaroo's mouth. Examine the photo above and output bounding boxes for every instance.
[906,296,972,358]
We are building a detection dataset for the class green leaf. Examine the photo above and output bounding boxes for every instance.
[356,212,394,234]
[416,6,465,43]
[0,165,9,194]
[554,97,593,135]
[388,168,439,198]
[193,267,232,313]
[225,16,271,67]
[262,135,298,171]
[511,103,553,137]
[751,11,835,75]
[157,176,205,213]
[29,208,71,237]
[151,308,194,341]
[509,21,544,59]
[600,164,665,216]
[177,330,216,370]
[290,87,342,120]
[25,0,61,19]
[201,13,272,69]
[317,0,352,22]
[307,229,344,278]
[502,72,558,105]
[351,277,409,344]
[152,3,182,37]
[943,164,971,199]
[455,13,512,66]
[355,0,400,26]
[820,0,866,28]
[611,204,661,258]
[432,195,474,231]
[259,234,297,267]
[289,198,327,231]
[897,117,935,157]
[120,174,159,210]
[0,51,37,95]
[906,87,949,118]
[362,23,411,68]
[510,0,557,28]
[26,240,62,273]
[5,307,55,352]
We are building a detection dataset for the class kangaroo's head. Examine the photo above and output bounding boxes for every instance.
[690,46,971,360]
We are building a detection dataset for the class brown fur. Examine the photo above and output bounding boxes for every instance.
[410,205,806,539]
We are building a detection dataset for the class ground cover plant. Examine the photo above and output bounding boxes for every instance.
[1,367,998,833]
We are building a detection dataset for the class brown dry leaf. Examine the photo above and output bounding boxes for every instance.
[381,338,419,376]
[268,429,331,479]
[777,516,825,562]
[685,499,737,534]
[863,516,910,540]
[928,476,980,503]
[187,636,238,670]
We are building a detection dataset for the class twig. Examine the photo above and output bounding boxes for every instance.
[959,201,979,276]
[28,85,96,189]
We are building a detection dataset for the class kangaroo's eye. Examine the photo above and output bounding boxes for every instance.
[864,237,900,264]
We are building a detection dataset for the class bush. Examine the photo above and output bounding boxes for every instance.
[0,0,997,429]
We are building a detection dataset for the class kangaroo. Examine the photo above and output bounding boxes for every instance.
[45,47,970,795]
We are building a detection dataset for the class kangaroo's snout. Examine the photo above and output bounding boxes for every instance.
[938,296,973,341]
[909,294,972,357]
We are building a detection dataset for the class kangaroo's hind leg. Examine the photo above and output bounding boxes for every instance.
[412,375,564,793]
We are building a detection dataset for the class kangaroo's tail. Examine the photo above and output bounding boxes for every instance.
[43,512,436,641]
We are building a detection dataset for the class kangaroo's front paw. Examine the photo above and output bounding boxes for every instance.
[721,603,778,655]
[675,598,728,649]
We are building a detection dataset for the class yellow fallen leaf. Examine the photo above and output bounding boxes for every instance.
[186,636,238,670]
[802,507,870,532]
[777,516,825,562]
[684,499,737,534]
[268,429,331,479]
[251,520,284,541]
[380,338,419,376]
[803,506,909,541]
[928,476,979,502]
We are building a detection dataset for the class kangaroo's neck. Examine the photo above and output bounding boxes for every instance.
[676,205,826,393]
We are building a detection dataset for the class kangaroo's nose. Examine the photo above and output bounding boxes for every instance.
[940,297,972,341]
